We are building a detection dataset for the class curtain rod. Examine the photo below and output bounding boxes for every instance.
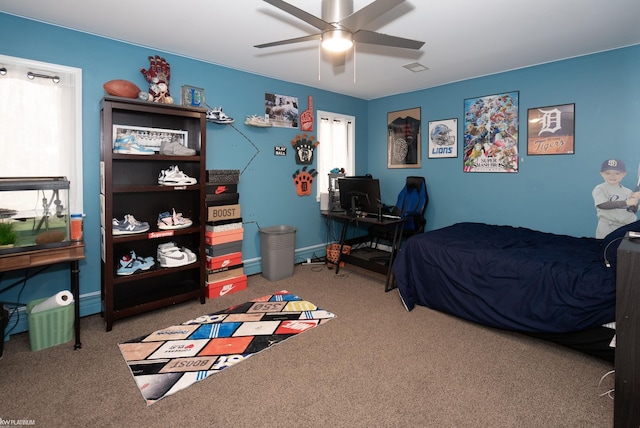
[0,66,60,83]
[27,71,60,83]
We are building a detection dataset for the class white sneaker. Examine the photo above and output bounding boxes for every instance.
[182,247,197,262]
[206,107,234,124]
[244,115,272,127]
[157,241,179,259]
[158,165,197,186]
[157,244,197,267]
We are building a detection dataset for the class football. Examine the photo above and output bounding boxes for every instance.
[103,79,141,99]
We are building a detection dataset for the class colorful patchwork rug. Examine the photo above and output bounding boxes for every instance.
[118,290,336,405]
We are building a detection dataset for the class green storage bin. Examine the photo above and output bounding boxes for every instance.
[26,297,74,351]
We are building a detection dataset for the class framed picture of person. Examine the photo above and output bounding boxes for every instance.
[387,107,421,168]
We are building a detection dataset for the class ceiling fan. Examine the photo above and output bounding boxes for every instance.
[254,0,424,55]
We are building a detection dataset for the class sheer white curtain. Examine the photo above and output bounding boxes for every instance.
[0,55,83,214]
[316,111,355,200]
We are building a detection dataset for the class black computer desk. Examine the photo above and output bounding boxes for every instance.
[321,210,406,292]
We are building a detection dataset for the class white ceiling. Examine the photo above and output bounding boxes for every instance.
[2,0,640,100]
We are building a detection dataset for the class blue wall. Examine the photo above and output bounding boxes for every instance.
[369,46,639,237]
[0,13,367,333]
[1,11,638,334]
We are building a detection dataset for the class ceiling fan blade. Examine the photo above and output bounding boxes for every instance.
[339,0,405,31]
[262,0,334,32]
[254,34,321,49]
[353,30,424,50]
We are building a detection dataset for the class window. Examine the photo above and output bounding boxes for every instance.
[0,55,83,214]
[316,110,355,200]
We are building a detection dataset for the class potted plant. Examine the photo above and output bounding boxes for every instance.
[0,220,17,248]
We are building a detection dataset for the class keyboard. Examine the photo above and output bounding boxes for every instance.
[382,214,401,220]
[363,212,401,220]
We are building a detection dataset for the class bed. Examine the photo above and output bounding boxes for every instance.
[392,221,638,362]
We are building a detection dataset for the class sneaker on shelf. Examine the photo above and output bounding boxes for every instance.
[117,250,155,275]
[244,115,272,127]
[113,134,155,155]
[157,209,193,230]
[181,247,197,263]
[158,165,197,186]
[206,106,234,124]
[112,214,150,235]
[157,241,179,259]
[160,140,196,156]
[157,243,197,268]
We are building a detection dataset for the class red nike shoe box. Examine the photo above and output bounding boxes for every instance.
[206,274,247,299]
[206,251,242,270]
[205,228,244,245]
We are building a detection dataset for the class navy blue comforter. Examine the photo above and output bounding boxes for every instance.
[393,222,616,333]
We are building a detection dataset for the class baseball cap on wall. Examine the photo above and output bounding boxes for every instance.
[601,159,626,172]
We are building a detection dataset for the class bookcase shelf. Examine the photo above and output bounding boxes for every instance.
[99,96,207,331]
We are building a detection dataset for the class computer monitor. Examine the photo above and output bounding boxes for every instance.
[338,177,381,216]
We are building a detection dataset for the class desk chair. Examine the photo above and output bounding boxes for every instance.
[368,176,428,257]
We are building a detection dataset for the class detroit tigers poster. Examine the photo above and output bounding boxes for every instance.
[527,103,575,155]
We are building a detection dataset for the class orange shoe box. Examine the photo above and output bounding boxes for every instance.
[205,251,242,270]
[205,228,244,245]
[206,274,247,299]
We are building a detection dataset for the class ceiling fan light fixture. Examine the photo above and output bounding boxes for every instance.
[321,29,353,53]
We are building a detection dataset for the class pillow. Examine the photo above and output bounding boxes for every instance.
[602,219,640,268]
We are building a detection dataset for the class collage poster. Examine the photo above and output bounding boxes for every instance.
[463,91,519,173]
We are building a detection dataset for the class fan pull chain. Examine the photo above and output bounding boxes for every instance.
[318,43,322,81]
[353,43,357,83]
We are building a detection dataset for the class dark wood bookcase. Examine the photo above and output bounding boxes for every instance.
[99,96,206,331]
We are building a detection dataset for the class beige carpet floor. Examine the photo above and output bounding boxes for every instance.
[0,264,615,427]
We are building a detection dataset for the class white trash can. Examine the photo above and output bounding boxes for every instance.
[259,225,297,281]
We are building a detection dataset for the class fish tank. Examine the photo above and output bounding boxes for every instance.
[0,177,71,254]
